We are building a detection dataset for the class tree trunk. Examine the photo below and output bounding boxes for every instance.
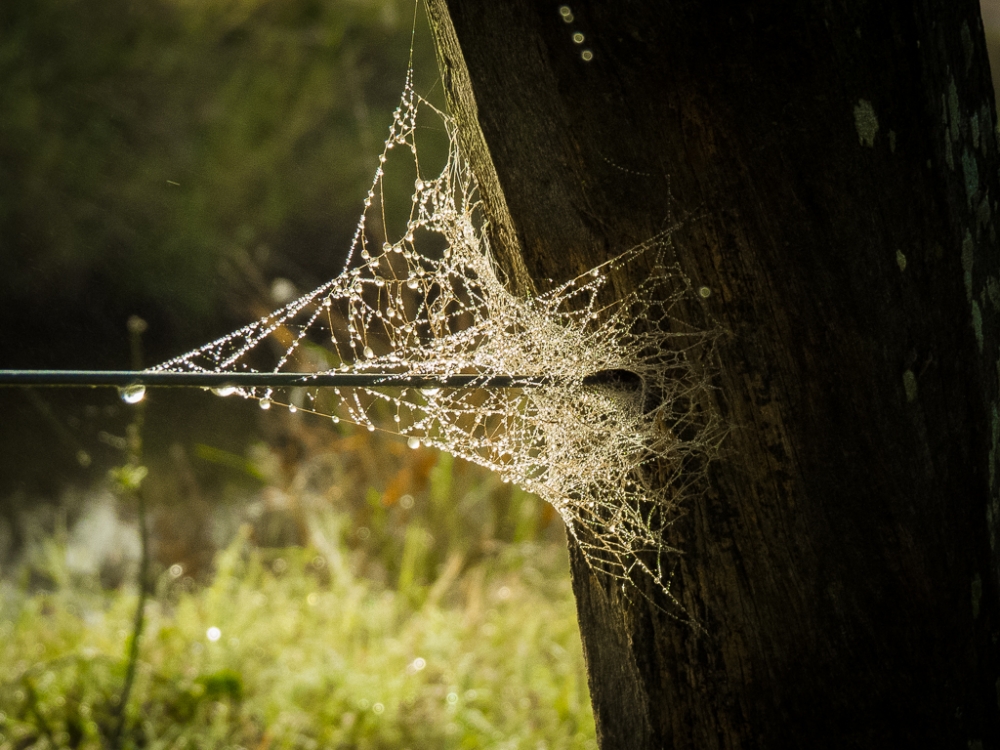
[427,1,1000,747]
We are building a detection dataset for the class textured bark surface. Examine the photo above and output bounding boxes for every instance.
[427,1,1000,747]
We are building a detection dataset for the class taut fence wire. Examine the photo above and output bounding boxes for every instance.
[0,370,546,390]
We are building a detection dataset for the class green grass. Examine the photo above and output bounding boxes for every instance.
[0,437,596,749]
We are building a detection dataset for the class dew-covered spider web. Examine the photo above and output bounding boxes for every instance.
[154,65,725,607]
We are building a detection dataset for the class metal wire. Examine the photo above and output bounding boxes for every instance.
[0,370,545,389]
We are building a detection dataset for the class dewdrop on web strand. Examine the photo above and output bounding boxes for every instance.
[152,62,725,609]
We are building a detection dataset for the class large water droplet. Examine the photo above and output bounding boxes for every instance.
[364,346,375,359]
[211,385,237,397]
[260,397,272,410]
[407,437,420,449]
[119,383,146,405]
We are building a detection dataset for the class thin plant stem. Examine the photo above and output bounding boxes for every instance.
[108,317,150,750]
[108,486,148,750]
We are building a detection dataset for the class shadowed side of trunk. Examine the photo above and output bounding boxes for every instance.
[428,1,1000,747]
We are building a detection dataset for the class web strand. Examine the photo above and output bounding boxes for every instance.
[153,64,725,608]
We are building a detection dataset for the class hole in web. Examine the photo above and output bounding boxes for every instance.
[152,62,725,611]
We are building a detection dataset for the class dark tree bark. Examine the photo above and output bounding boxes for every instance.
[427,1,1000,748]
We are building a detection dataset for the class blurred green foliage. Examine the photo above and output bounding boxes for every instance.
[0,0,437,366]
[0,428,596,749]
[0,4,598,746]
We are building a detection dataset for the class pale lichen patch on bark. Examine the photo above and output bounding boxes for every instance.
[973,299,984,352]
[963,230,975,302]
[853,99,878,146]
[896,249,907,271]
[961,20,974,75]
[903,369,918,402]
[991,404,999,490]
[987,276,1000,310]
[990,489,999,553]
[949,78,961,141]
[980,102,993,156]
[963,147,980,206]
[978,193,992,229]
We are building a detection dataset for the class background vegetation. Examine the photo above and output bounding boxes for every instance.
[0,0,594,746]
[1,418,594,748]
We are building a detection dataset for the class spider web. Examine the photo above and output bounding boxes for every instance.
[153,66,725,606]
